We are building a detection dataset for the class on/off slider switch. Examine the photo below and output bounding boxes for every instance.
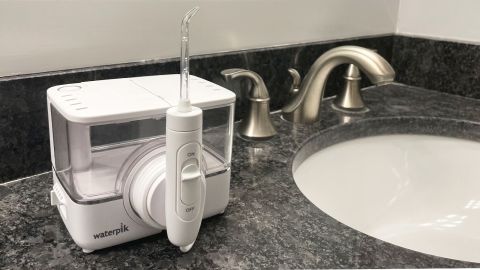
[175,142,203,222]
[180,159,201,206]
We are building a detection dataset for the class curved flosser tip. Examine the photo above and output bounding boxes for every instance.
[182,6,200,26]
[179,6,199,107]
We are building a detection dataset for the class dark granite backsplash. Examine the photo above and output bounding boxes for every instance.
[0,35,393,182]
[392,35,480,98]
[1,34,480,183]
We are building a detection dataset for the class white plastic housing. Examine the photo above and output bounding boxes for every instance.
[47,74,235,252]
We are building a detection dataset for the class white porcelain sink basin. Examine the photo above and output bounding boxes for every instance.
[294,133,480,263]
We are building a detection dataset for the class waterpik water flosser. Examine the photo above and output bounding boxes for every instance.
[47,7,235,253]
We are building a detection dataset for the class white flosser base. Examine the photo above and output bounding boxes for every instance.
[51,169,230,252]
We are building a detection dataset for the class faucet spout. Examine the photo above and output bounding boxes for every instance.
[282,46,395,124]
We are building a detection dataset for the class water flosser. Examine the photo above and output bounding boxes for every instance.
[165,7,206,253]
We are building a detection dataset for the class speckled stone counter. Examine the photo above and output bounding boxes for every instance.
[2,84,480,269]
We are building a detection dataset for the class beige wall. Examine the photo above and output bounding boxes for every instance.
[397,0,480,44]
[0,0,399,77]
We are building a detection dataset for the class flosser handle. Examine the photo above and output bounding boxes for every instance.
[165,106,206,252]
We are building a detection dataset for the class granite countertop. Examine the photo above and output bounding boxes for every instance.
[2,84,480,269]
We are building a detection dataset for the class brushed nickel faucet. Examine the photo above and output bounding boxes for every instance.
[221,68,277,140]
[282,46,395,124]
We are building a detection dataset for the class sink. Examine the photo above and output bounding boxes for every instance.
[292,117,480,263]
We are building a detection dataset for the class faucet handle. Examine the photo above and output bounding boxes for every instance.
[221,68,277,140]
[220,68,245,80]
[332,64,368,112]
[287,68,302,97]
[221,68,269,99]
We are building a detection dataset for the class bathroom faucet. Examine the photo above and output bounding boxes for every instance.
[282,46,395,124]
